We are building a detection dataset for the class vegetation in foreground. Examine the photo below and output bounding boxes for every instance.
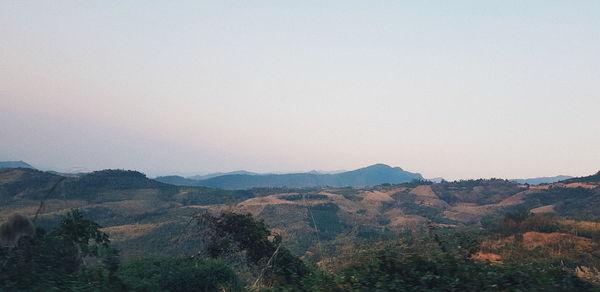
[1,209,599,291]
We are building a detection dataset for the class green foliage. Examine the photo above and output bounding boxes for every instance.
[0,210,122,291]
[53,209,111,256]
[174,187,253,205]
[69,170,174,196]
[516,187,600,219]
[337,250,595,291]
[489,210,561,235]
[399,202,456,224]
[432,229,483,258]
[199,212,309,285]
[433,179,525,205]
[306,203,348,240]
[260,266,341,292]
[356,227,397,240]
[480,213,502,230]
[116,257,241,292]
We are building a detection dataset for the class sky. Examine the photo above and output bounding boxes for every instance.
[1,1,599,180]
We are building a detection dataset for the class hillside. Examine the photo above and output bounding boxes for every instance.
[156,164,423,189]
[561,171,600,184]
[2,166,600,261]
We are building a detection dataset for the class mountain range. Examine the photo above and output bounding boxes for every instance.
[155,164,424,189]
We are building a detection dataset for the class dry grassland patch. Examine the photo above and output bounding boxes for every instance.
[361,191,394,201]
[531,205,555,214]
[410,185,437,198]
[101,223,163,241]
[471,252,502,262]
[563,182,597,189]
[560,219,600,231]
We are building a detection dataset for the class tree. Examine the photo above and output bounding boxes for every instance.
[197,212,308,287]
[0,210,122,291]
[116,257,242,292]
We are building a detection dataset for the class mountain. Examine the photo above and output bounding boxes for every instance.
[155,171,261,185]
[153,175,199,186]
[187,170,259,181]
[186,164,423,189]
[0,161,34,169]
[511,175,573,185]
[307,169,347,175]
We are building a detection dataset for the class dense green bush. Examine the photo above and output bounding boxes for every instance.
[489,210,562,235]
[306,203,348,240]
[116,257,242,292]
[3,207,600,291]
[337,251,595,291]
[198,212,309,286]
[0,210,122,291]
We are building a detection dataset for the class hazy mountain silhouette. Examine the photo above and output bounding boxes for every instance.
[188,170,259,181]
[156,164,423,189]
[152,175,198,186]
[510,175,573,185]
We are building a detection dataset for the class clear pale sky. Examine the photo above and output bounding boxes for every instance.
[1,1,599,180]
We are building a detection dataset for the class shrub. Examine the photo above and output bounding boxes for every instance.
[117,257,242,292]
[338,251,595,291]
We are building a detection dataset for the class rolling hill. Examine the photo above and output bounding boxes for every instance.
[1,166,600,260]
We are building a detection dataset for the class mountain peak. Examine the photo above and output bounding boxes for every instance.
[360,163,397,170]
[366,163,391,168]
[156,164,423,189]
[356,164,408,172]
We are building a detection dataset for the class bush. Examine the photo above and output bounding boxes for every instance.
[0,210,122,291]
[198,212,309,286]
[491,210,561,235]
[337,251,595,291]
[117,257,242,292]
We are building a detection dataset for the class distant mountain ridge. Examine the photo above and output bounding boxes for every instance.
[561,171,600,184]
[510,175,573,185]
[155,164,423,189]
[188,170,259,181]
